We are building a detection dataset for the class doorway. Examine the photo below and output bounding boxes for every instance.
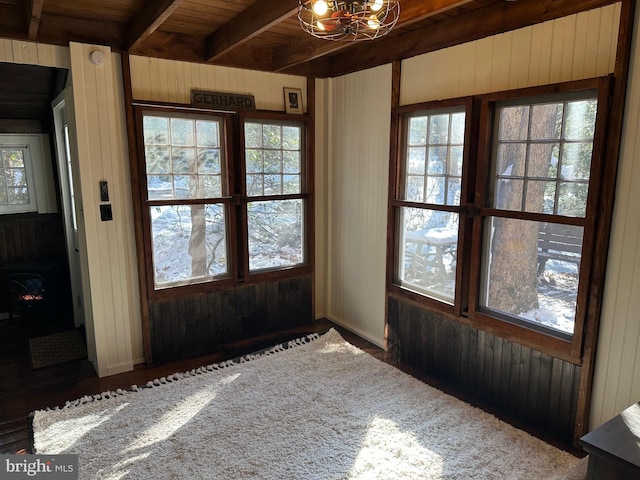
[0,61,89,375]
[52,92,85,329]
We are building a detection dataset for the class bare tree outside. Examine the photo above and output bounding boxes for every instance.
[488,103,561,315]
[483,97,597,333]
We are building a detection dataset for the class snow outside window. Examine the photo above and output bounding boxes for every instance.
[143,112,228,289]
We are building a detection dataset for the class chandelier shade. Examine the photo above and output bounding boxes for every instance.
[298,0,400,41]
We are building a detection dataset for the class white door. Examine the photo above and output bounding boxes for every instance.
[52,91,85,328]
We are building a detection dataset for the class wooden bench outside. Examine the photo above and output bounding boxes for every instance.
[537,222,583,276]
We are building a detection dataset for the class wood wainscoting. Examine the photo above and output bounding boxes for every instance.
[149,275,313,363]
[387,295,581,446]
[0,213,66,265]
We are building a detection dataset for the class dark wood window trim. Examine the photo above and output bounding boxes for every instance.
[130,101,312,302]
[387,77,612,365]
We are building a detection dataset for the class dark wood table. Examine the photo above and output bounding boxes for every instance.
[580,402,640,479]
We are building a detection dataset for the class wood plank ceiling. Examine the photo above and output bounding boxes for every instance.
[0,0,620,78]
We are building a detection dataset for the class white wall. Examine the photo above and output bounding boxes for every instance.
[129,56,306,110]
[68,42,140,376]
[0,38,70,68]
[401,4,619,104]
[322,65,392,346]
[590,0,640,429]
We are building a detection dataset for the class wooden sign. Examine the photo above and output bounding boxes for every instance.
[190,89,256,111]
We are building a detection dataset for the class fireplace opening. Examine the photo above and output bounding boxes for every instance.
[8,272,47,318]
[0,261,69,321]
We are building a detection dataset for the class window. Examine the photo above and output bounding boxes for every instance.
[142,112,229,289]
[0,145,38,214]
[397,107,466,304]
[480,92,597,337]
[389,78,609,359]
[244,120,305,272]
[136,107,309,295]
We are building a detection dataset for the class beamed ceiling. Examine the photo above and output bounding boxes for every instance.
[0,0,621,78]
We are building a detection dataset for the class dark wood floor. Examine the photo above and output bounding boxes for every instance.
[0,316,582,456]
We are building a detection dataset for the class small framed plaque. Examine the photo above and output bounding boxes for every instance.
[284,87,303,114]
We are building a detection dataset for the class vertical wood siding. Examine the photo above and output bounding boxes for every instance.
[69,43,139,376]
[0,39,70,68]
[149,276,313,363]
[128,56,306,111]
[387,296,581,444]
[0,213,65,265]
[590,1,640,429]
[400,4,621,105]
[324,65,392,347]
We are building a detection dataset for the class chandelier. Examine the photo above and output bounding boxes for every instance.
[298,0,400,41]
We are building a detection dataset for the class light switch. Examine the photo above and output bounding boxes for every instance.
[100,181,109,202]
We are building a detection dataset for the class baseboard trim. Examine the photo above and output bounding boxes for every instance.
[322,315,385,349]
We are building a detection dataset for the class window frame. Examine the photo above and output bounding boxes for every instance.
[0,143,39,215]
[133,104,312,300]
[389,97,476,318]
[239,110,313,282]
[388,77,611,363]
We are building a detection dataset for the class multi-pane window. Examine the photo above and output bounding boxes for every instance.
[144,115,223,200]
[244,121,305,271]
[398,108,465,304]
[390,79,607,355]
[137,108,309,295]
[0,146,37,214]
[142,112,228,289]
[481,92,597,336]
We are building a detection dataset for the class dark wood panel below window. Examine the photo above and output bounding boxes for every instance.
[387,295,581,445]
[149,275,313,363]
[0,213,66,265]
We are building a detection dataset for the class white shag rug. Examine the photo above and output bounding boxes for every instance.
[33,328,582,479]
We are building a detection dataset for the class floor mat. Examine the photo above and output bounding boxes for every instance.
[28,329,87,369]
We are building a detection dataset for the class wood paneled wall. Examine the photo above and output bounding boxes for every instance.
[69,42,140,376]
[590,0,640,429]
[0,213,65,265]
[129,55,306,112]
[321,65,392,347]
[387,296,581,444]
[150,276,313,364]
[401,3,621,105]
[0,39,70,68]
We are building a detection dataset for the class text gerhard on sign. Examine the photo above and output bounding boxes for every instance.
[190,89,256,111]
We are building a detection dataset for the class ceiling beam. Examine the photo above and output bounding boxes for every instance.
[0,5,25,40]
[35,12,125,49]
[207,44,275,72]
[126,0,187,51]
[205,0,298,62]
[130,30,205,64]
[326,0,619,78]
[272,0,476,72]
[26,0,44,40]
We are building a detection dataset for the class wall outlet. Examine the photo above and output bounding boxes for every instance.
[100,204,113,221]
